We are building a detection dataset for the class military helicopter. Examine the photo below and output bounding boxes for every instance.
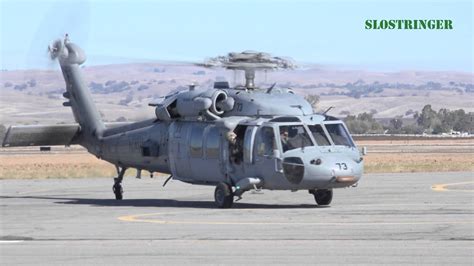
[2,36,365,208]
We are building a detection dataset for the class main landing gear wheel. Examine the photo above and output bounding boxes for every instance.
[214,182,234,208]
[310,189,333,206]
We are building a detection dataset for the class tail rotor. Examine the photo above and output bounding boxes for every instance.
[47,34,86,65]
[48,35,69,61]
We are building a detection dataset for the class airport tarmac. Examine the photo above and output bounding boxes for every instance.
[0,172,473,265]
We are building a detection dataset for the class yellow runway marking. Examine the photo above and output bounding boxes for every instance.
[431,181,474,192]
[118,211,473,226]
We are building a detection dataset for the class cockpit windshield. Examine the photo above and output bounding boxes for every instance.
[279,125,313,152]
[308,125,331,146]
[325,123,355,147]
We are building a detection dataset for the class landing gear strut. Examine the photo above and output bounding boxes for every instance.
[214,182,234,208]
[113,167,127,200]
[309,189,333,206]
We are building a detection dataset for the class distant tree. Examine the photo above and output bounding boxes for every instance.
[426,81,442,90]
[390,116,403,130]
[348,91,362,99]
[119,94,133,106]
[401,124,424,134]
[110,81,130,92]
[89,82,104,93]
[153,68,166,73]
[344,115,368,134]
[105,80,116,86]
[415,105,473,134]
[432,123,447,134]
[339,110,350,116]
[27,79,37,87]
[13,84,27,91]
[437,108,455,133]
[405,109,415,116]
[452,109,473,133]
[304,94,320,111]
[417,105,437,129]
[343,112,384,134]
[137,85,149,91]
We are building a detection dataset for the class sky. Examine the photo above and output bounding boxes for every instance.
[1,0,473,71]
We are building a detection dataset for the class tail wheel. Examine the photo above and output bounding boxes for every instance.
[214,182,234,208]
[113,183,123,200]
[311,189,333,206]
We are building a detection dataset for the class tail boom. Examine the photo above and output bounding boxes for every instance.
[53,37,105,154]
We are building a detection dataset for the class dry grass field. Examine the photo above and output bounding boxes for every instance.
[0,138,472,179]
[360,138,473,173]
[363,153,473,173]
[0,153,117,179]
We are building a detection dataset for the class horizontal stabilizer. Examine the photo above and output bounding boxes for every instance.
[1,122,141,147]
[2,124,81,147]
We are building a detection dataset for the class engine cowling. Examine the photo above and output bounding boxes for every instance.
[155,89,234,120]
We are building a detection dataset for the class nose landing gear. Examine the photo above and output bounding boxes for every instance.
[309,189,333,206]
[113,167,127,200]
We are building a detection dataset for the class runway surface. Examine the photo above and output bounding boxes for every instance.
[1,172,473,265]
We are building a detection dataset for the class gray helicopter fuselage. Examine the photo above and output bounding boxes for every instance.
[97,88,363,191]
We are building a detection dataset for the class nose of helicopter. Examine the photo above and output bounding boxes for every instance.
[282,148,363,188]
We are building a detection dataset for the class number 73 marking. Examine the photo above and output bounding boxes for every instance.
[335,163,348,170]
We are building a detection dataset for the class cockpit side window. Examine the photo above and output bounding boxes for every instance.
[279,125,313,152]
[257,127,276,156]
[325,123,354,147]
[308,125,331,146]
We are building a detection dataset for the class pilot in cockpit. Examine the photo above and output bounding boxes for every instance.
[280,126,290,152]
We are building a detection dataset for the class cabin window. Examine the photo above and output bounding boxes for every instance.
[279,125,313,152]
[206,127,220,159]
[324,123,354,147]
[308,125,331,146]
[190,126,204,157]
[142,147,151,156]
[141,140,159,157]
